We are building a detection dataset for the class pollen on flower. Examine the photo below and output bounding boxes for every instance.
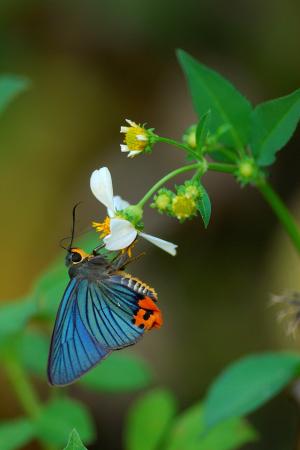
[172,195,196,221]
[120,119,149,157]
[125,126,148,150]
[92,216,111,238]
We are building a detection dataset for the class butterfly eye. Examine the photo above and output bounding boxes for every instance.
[71,252,82,263]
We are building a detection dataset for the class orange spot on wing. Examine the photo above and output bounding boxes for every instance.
[138,296,160,312]
[133,296,163,330]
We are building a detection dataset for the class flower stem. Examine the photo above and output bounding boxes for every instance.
[4,353,41,418]
[256,179,300,253]
[137,163,201,208]
[137,161,237,208]
[156,136,191,152]
[143,132,300,254]
[4,352,56,450]
[208,162,237,174]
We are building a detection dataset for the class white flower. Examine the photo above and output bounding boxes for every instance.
[90,167,177,256]
[120,119,150,158]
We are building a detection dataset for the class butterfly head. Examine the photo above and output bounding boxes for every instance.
[66,248,90,267]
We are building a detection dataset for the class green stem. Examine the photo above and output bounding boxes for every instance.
[208,162,237,174]
[137,161,237,208]
[256,179,300,253]
[156,136,192,153]
[3,352,57,450]
[206,146,238,163]
[148,132,300,254]
[157,135,239,163]
[4,354,41,418]
[4,353,56,450]
[138,163,201,208]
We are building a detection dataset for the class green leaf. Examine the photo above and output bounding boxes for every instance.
[177,50,252,150]
[20,330,49,377]
[0,76,30,115]
[64,429,88,450]
[0,418,35,450]
[35,398,95,447]
[204,352,300,429]
[124,388,177,450]
[196,111,211,153]
[166,403,257,450]
[0,298,36,343]
[80,352,153,392]
[250,88,300,166]
[197,185,211,228]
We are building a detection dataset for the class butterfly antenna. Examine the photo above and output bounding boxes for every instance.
[69,202,82,251]
[59,236,70,251]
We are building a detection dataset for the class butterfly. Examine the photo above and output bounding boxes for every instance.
[47,208,162,386]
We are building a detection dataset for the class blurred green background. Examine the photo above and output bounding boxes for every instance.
[1,0,300,448]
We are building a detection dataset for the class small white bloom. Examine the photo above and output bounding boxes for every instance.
[105,218,137,251]
[120,119,150,158]
[90,167,177,255]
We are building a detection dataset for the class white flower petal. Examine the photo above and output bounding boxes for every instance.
[107,195,130,217]
[125,119,137,127]
[120,126,129,133]
[90,167,115,212]
[113,195,130,211]
[120,144,129,152]
[128,150,141,158]
[104,218,137,250]
[139,232,177,256]
[136,134,147,141]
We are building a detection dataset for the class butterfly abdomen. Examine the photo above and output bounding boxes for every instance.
[118,273,158,300]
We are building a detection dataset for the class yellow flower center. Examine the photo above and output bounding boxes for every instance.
[125,126,148,151]
[172,195,196,220]
[92,216,111,238]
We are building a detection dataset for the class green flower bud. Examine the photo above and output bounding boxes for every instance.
[236,158,259,185]
[176,180,202,200]
[151,188,174,214]
[182,124,197,149]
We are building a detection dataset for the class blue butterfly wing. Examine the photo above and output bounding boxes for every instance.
[48,275,145,386]
[47,278,111,386]
[76,275,144,349]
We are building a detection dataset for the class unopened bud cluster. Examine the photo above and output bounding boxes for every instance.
[151,180,202,222]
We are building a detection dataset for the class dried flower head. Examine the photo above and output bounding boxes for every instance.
[271,291,300,337]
